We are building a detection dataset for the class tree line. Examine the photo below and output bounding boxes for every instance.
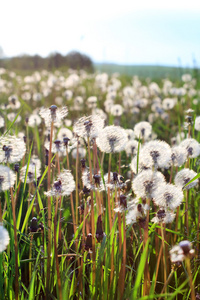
[0,51,94,71]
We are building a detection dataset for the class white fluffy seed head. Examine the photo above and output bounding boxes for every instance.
[0,135,26,163]
[0,165,16,191]
[134,121,152,141]
[132,170,166,198]
[140,140,171,169]
[96,125,128,153]
[179,138,200,158]
[174,168,198,190]
[152,183,184,210]
[0,225,10,253]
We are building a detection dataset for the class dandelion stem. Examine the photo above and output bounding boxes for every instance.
[185,257,195,300]
[10,187,19,300]
[185,190,189,237]
[161,223,167,297]
[158,268,175,300]
[143,197,151,295]
[87,136,96,288]
[54,196,62,300]
[66,149,76,236]
[75,137,79,226]
[107,153,112,231]
[46,120,54,295]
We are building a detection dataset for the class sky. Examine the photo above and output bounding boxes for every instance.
[1,0,200,67]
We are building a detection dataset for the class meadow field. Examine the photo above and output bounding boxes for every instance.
[0,66,200,299]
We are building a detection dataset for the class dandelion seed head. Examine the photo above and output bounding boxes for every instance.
[140,140,171,169]
[0,165,16,191]
[0,226,10,253]
[71,147,86,159]
[28,114,42,127]
[39,105,68,127]
[179,138,200,158]
[110,104,124,116]
[170,240,195,263]
[44,140,65,156]
[126,203,146,226]
[45,169,75,197]
[171,146,187,167]
[7,113,21,123]
[151,209,175,224]
[104,172,127,191]
[162,98,176,110]
[152,183,184,210]
[174,168,198,190]
[125,140,139,157]
[132,170,165,198]
[0,116,4,128]
[195,116,200,131]
[20,160,41,184]
[134,121,152,141]
[0,135,26,163]
[96,125,128,153]
[73,115,104,139]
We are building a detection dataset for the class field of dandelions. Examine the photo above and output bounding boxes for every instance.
[0,67,200,300]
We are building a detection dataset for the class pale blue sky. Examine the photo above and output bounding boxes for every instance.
[1,0,200,67]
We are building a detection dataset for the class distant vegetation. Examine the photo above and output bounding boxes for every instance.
[95,62,200,81]
[0,51,94,72]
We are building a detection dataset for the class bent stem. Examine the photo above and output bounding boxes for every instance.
[185,257,195,300]
[158,268,175,300]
